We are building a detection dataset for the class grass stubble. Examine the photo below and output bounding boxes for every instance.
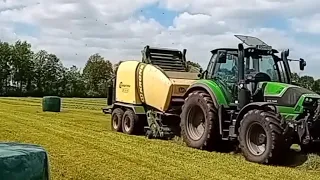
[0,97,319,180]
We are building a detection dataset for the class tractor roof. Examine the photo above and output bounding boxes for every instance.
[210,35,279,54]
[210,48,238,54]
[210,47,279,55]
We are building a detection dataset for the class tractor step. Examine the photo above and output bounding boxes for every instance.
[220,109,238,140]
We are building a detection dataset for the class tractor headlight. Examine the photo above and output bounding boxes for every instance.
[305,97,312,103]
[303,97,318,107]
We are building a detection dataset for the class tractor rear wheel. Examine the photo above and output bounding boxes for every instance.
[122,109,140,135]
[238,109,285,164]
[180,91,219,151]
[111,108,124,132]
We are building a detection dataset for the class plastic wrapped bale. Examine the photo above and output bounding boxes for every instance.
[42,96,61,112]
[0,142,50,180]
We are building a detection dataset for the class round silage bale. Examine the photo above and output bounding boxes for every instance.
[42,96,61,112]
[0,142,50,180]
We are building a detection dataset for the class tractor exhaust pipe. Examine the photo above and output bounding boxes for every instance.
[182,49,187,62]
[238,43,245,81]
[237,43,250,109]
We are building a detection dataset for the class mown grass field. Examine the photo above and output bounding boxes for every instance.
[0,97,320,180]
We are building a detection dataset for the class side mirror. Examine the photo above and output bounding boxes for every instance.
[299,58,306,71]
[217,50,227,63]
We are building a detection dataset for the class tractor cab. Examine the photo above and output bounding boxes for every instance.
[203,35,307,108]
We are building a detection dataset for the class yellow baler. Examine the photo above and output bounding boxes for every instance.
[114,60,197,112]
[104,45,200,138]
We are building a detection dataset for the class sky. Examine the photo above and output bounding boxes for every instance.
[0,0,320,77]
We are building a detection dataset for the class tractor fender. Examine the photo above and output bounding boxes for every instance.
[235,102,278,134]
[184,83,218,108]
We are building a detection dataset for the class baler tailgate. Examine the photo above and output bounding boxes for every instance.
[142,46,188,72]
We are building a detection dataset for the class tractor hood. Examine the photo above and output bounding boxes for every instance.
[259,81,320,107]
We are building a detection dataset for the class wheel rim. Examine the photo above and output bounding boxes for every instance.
[112,115,119,129]
[246,122,267,156]
[186,105,205,140]
[124,116,131,132]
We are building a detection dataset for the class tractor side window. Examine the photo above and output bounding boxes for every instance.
[207,54,217,78]
[214,53,238,84]
[213,53,238,99]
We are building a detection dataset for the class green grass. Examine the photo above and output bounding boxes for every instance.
[0,97,320,180]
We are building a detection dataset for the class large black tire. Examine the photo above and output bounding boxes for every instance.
[111,108,124,132]
[180,91,219,151]
[238,109,286,164]
[122,109,140,135]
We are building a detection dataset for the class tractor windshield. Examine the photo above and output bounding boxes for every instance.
[245,54,289,83]
[210,51,289,86]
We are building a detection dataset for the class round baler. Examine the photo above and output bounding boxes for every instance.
[103,46,199,138]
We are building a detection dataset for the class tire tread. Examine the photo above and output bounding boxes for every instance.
[238,109,286,164]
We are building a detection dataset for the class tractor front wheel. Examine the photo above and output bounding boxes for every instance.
[111,108,124,132]
[180,91,219,151]
[238,109,285,164]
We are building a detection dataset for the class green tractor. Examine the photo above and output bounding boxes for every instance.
[180,35,320,164]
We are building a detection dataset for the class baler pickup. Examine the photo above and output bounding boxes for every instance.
[142,45,188,72]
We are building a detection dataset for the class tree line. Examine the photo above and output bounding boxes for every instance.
[0,40,319,98]
[291,72,320,94]
[0,40,203,98]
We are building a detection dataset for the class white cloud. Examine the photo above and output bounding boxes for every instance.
[0,0,320,78]
[159,0,320,17]
[290,13,320,34]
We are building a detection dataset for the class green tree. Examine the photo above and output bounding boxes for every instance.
[10,40,34,94]
[83,53,114,97]
[186,60,202,73]
[291,72,300,83]
[312,79,320,94]
[299,75,314,90]
[0,41,12,95]
[63,65,87,97]
[32,50,65,96]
